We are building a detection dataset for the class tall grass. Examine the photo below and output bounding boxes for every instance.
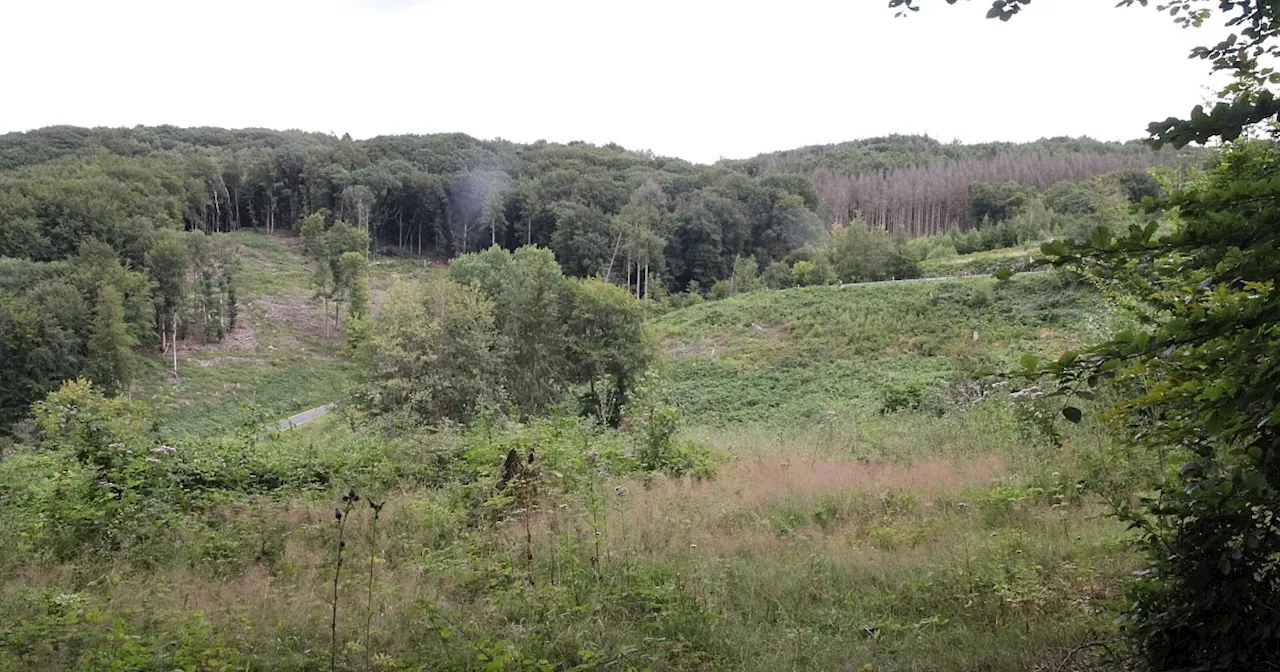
[0,394,1137,671]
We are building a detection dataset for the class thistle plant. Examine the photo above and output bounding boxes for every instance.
[365,498,384,672]
[584,448,605,582]
[331,487,359,672]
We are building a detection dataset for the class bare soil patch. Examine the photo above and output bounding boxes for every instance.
[255,290,332,343]
[662,323,786,360]
[175,321,259,354]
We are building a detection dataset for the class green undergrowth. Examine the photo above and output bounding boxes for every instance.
[917,245,1043,278]
[0,377,1143,670]
[655,272,1112,425]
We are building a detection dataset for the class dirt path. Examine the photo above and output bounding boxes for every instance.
[836,269,1047,289]
[277,403,336,430]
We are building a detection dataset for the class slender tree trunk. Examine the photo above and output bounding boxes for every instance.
[171,313,179,377]
[211,187,222,233]
[605,229,624,283]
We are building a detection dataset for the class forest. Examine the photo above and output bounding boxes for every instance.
[0,124,1189,429]
[4,1,1280,655]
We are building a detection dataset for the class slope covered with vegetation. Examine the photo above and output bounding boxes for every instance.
[656,272,1109,425]
[1,255,1144,670]
[0,123,1172,428]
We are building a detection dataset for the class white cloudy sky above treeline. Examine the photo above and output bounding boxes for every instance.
[1,0,1221,163]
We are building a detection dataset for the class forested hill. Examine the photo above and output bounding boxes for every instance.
[718,134,1200,235]
[3,128,1197,263]
[0,125,821,290]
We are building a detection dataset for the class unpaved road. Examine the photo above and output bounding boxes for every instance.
[836,269,1046,288]
[277,403,336,430]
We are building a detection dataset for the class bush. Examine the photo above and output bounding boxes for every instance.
[791,260,835,287]
[826,221,919,282]
[761,260,794,289]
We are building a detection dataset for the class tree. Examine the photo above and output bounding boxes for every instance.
[341,184,376,238]
[362,279,503,425]
[502,247,568,412]
[87,283,135,394]
[1032,141,1280,671]
[303,217,371,335]
[186,231,237,343]
[664,190,735,292]
[0,289,78,426]
[761,260,795,289]
[1113,169,1164,203]
[826,220,918,282]
[448,245,569,413]
[480,189,509,247]
[758,193,821,262]
[551,202,614,278]
[145,233,188,374]
[361,280,438,421]
[968,181,1035,224]
[431,281,503,422]
[300,211,327,260]
[623,180,668,300]
[798,255,842,286]
[338,251,369,320]
[448,244,515,303]
[562,278,650,426]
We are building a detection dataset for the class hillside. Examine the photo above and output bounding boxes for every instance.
[3,236,1147,670]
[0,125,1171,425]
[1,126,1194,263]
[130,231,439,435]
[655,271,1109,425]
[122,232,1108,438]
[126,233,1106,437]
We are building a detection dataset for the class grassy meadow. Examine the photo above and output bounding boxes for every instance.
[0,234,1147,671]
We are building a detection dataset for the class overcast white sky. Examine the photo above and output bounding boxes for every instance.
[0,0,1218,164]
